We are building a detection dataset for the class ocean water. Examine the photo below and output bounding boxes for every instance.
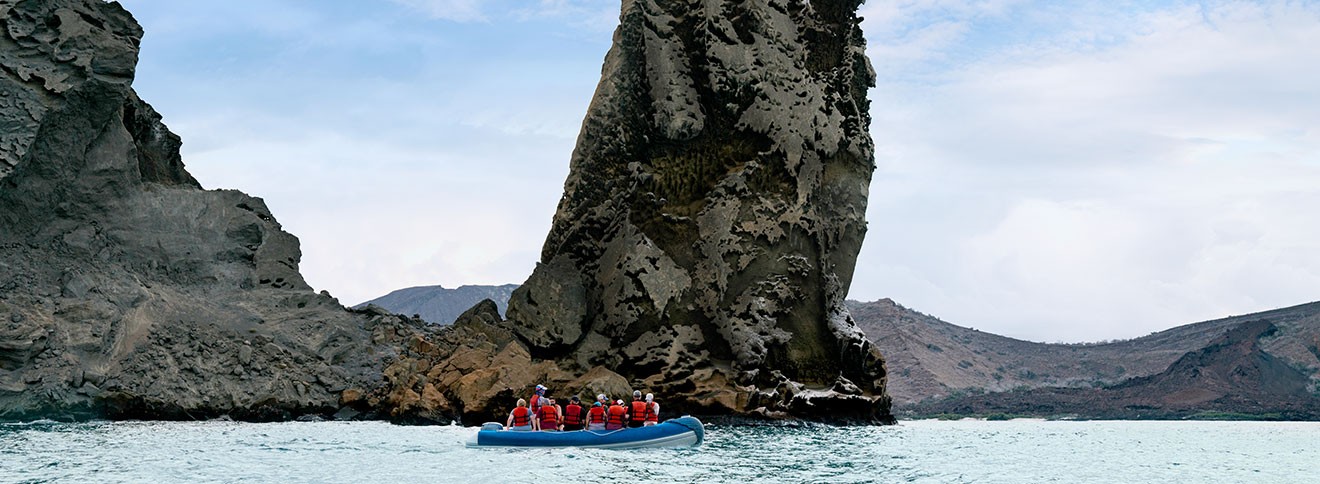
[2,419,1316,483]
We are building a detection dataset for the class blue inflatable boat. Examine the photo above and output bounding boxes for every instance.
[466,416,705,449]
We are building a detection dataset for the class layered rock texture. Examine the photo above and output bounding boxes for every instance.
[370,0,893,424]
[0,0,431,421]
[355,284,518,325]
[854,299,1320,419]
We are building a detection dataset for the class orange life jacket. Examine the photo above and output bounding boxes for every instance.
[563,404,584,426]
[629,400,648,422]
[645,402,659,423]
[511,406,531,427]
[587,406,606,424]
[538,406,558,429]
[606,405,626,428]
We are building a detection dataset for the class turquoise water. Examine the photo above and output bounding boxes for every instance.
[2,419,1316,483]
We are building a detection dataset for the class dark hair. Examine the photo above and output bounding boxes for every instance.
[570,395,580,402]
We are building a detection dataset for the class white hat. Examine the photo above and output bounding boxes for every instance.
[645,393,653,402]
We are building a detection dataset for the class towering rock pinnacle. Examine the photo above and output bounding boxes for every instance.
[367,0,890,425]
[495,0,891,422]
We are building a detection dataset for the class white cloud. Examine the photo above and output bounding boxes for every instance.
[390,0,488,22]
[176,111,571,305]
[852,1,1320,341]
[390,0,617,26]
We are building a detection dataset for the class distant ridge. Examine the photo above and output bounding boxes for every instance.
[355,284,518,325]
[849,298,1320,418]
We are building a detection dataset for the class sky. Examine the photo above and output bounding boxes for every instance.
[117,0,1320,343]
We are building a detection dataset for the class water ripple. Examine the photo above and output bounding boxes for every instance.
[1,420,1318,483]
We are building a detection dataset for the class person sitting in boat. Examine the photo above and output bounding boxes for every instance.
[643,393,660,426]
[626,390,649,428]
[605,399,627,430]
[537,398,561,431]
[585,401,608,431]
[506,398,533,431]
[561,396,586,431]
[528,384,547,410]
[551,397,565,428]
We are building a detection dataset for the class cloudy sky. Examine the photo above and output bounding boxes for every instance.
[118,0,1319,343]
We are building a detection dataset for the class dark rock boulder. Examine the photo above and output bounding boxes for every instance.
[0,0,433,422]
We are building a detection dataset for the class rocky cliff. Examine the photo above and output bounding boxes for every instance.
[369,0,893,424]
[0,0,431,421]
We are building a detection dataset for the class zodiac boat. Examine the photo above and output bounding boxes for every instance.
[465,416,705,449]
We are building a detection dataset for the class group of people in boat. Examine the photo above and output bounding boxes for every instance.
[505,384,661,431]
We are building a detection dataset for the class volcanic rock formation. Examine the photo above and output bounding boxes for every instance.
[371,0,893,424]
[0,0,431,421]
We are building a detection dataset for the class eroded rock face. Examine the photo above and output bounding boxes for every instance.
[375,0,892,424]
[0,0,433,421]
[511,0,890,422]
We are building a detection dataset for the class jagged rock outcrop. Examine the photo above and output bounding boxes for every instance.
[372,0,892,424]
[0,0,433,421]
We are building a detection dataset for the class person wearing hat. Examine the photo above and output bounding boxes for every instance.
[561,395,585,431]
[528,384,547,411]
[586,400,607,430]
[605,399,627,430]
[626,390,648,428]
[643,393,660,426]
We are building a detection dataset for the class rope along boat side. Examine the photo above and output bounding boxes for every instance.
[466,416,705,449]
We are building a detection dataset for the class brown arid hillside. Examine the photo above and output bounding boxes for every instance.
[849,299,1320,417]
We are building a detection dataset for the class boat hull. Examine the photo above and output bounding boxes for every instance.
[466,416,705,449]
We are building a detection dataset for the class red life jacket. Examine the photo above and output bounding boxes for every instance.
[629,400,648,422]
[511,406,531,427]
[528,394,540,410]
[645,402,659,423]
[606,405,626,428]
[538,406,558,429]
[563,404,584,426]
[587,406,606,424]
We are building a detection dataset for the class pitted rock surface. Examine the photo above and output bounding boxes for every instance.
[373,0,893,424]
[0,0,434,422]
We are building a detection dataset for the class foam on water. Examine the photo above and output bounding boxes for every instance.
[2,419,1317,483]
